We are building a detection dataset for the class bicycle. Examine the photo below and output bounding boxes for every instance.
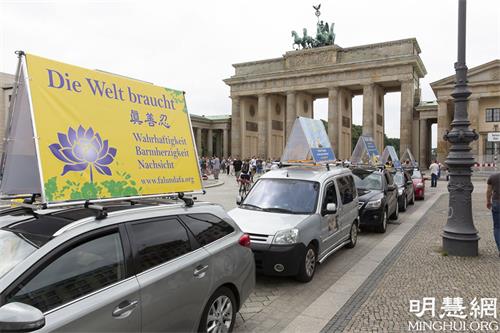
[237,173,252,198]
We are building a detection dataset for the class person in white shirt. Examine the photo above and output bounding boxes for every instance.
[429,160,439,187]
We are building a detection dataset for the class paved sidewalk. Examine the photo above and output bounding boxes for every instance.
[322,184,499,332]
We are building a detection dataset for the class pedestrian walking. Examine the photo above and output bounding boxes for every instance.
[212,156,221,180]
[233,156,242,179]
[200,157,207,175]
[429,160,439,187]
[486,173,500,257]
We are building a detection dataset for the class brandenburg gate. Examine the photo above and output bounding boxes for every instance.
[224,38,427,160]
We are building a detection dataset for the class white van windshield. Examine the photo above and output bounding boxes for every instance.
[0,230,36,278]
[241,179,320,214]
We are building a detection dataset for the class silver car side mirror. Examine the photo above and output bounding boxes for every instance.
[326,203,337,213]
[0,302,45,332]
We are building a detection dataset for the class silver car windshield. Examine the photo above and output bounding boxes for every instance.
[242,179,320,214]
[0,230,37,278]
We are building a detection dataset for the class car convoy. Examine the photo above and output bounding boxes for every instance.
[0,163,427,333]
[0,54,427,333]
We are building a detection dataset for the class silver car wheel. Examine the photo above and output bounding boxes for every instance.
[351,223,358,245]
[207,295,233,333]
[305,248,316,277]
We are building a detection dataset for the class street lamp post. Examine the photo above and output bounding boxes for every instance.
[442,0,480,256]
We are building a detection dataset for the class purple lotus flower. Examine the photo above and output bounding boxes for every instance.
[49,126,117,183]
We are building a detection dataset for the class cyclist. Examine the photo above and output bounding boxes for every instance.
[238,160,252,196]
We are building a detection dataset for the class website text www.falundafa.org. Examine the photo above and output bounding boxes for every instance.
[140,176,195,185]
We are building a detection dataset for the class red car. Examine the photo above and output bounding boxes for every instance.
[410,168,425,200]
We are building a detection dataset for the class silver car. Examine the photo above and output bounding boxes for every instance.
[0,201,254,332]
[229,166,359,282]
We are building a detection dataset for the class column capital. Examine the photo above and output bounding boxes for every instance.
[398,77,414,84]
[328,86,339,98]
[285,90,296,96]
[257,93,267,99]
[230,95,240,100]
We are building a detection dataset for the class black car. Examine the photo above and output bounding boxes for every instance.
[351,167,399,233]
[392,168,415,212]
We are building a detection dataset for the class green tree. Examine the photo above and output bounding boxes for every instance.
[384,136,400,156]
[351,124,362,149]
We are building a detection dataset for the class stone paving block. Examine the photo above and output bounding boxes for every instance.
[326,190,500,333]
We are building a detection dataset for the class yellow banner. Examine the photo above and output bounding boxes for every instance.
[25,54,202,203]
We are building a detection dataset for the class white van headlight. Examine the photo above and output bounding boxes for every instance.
[273,228,299,244]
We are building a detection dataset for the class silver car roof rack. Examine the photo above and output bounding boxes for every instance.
[0,191,205,216]
[279,161,338,171]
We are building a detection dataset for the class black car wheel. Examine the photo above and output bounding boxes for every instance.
[376,209,387,233]
[400,196,407,212]
[390,201,399,220]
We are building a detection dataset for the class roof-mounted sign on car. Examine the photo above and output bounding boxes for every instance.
[350,135,382,167]
[0,52,203,209]
[280,117,336,169]
[381,145,402,169]
[400,148,418,168]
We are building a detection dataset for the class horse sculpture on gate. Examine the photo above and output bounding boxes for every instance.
[291,4,336,50]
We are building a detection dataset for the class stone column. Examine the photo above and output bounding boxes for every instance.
[437,99,449,164]
[207,128,213,157]
[286,91,296,141]
[400,80,415,156]
[196,127,202,156]
[374,85,385,152]
[419,119,428,167]
[240,99,246,158]
[223,128,228,158]
[230,97,241,157]
[427,123,433,166]
[362,84,375,137]
[257,94,267,158]
[468,98,479,160]
[339,89,353,160]
[215,130,222,157]
[328,86,340,155]
[266,96,273,159]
